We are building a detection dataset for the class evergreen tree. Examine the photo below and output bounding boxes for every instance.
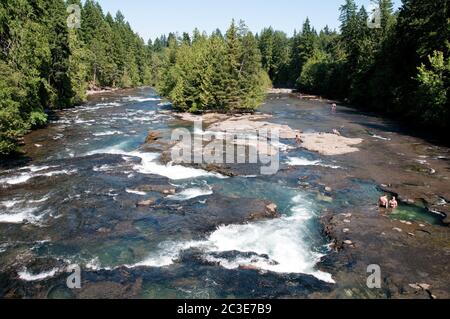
[224,20,243,109]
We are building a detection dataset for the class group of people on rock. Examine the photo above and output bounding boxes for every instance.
[379,195,398,209]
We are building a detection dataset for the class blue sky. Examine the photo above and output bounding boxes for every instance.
[95,0,403,42]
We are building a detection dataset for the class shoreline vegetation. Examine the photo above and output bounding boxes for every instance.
[1,0,449,157]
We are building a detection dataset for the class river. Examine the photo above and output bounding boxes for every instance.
[0,87,449,299]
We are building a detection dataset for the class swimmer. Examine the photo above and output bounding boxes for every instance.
[379,195,389,209]
[389,197,398,209]
[296,134,303,145]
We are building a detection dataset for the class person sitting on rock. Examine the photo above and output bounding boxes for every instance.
[379,195,389,209]
[389,197,398,209]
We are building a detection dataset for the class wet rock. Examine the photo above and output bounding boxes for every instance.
[133,195,282,238]
[317,193,333,203]
[139,140,171,153]
[238,265,260,271]
[97,227,111,234]
[301,133,363,156]
[173,112,230,124]
[137,198,156,206]
[192,162,261,177]
[266,203,278,216]
[203,164,236,177]
[207,118,300,139]
[76,281,139,299]
[163,189,176,195]
[136,184,176,194]
[409,283,422,290]
[145,131,161,143]
[418,283,432,290]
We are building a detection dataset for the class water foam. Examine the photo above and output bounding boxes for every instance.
[88,144,223,181]
[287,157,341,169]
[130,151,222,180]
[0,199,23,208]
[287,157,321,166]
[18,268,59,281]
[0,208,42,224]
[93,130,122,137]
[124,96,161,103]
[167,187,213,201]
[131,194,334,283]
[157,102,172,107]
[126,189,147,196]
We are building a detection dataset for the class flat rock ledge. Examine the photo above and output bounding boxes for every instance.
[301,133,363,156]
[171,112,364,157]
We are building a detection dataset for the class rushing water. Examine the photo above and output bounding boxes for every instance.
[0,88,444,298]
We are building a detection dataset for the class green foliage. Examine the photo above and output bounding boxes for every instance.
[297,50,329,93]
[28,111,48,129]
[156,20,270,112]
[263,0,449,133]
[258,28,291,86]
[0,61,27,155]
[415,51,450,129]
[0,0,153,156]
[1,0,449,156]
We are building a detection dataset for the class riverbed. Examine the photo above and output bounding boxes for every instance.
[0,88,449,299]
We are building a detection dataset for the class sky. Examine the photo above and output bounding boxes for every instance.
[95,0,403,42]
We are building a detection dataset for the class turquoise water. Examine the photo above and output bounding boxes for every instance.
[389,204,444,225]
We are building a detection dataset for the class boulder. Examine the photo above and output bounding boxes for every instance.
[238,265,261,271]
[137,198,156,206]
[145,131,161,143]
[266,203,278,216]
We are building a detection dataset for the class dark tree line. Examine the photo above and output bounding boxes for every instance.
[156,20,270,112]
[0,0,153,155]
[257,0,449,132]
[1,0,448,156]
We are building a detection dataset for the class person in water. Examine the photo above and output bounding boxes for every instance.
[296,134,303,145]
[331,103,337,113]
[379,195,389,209]
[389,197,398,209]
